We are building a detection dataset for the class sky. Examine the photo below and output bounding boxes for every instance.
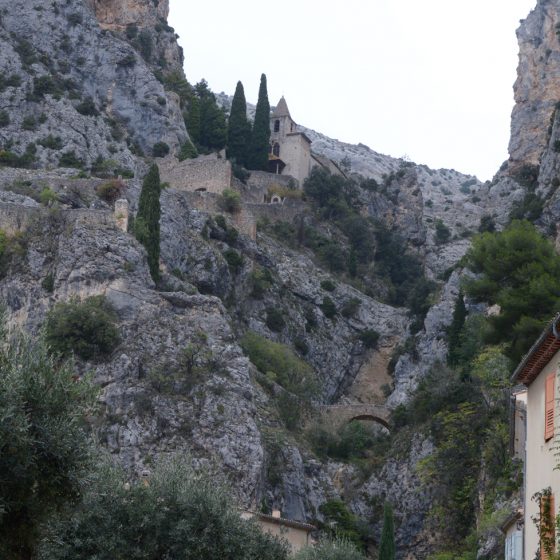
[168,0,537,181]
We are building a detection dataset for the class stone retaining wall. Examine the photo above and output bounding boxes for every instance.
[159,154,232,194]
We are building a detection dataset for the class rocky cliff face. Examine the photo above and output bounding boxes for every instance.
[509,0,560,171]
[0,0,187,170]
[0,0,551,557]
[87,0,170,29]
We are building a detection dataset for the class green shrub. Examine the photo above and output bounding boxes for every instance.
[117,53,136,67]
[76,97,99,116]
[250,267,273,298]
[0,229,27,277]
[0,73,22,92]
[294,336,309,355]
[96,179,125,203]
[67,13,82,26]
[266,308,285,332]
[294,539,366,560]
[478,215,495,233]
[44,296,120,361]
[41,273,54,292]
[219,188,242,213]
[308,420,390,464]
[341,297,360,318]
[39,187,58,206]
[223,249,243,273]
[126,23,138,38]
[38,135,63,150]
[138,30,153,61]
[58,151,84,169]
[320,296,337,319]
[319,500,368,551]
[320,279,336,292]
[240,331,317,398]
[276,392,301,431]
[14,39,36,66]
[152,142,170,158]
[22,116,37,131]
[359,329,379,349]
[32,75,58,99]
[178,140,198,161]
[435,220,451,244]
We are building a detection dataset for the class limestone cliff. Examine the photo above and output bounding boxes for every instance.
[0,0,553,558]
[509,0,560,171]
[0,0,187,169]
[87,0,170,29]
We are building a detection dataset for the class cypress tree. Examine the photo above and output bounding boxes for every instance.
[379,502,395,560]
[247,73,271,171]
[227,81,251,166]
[447,292,467,366]
[135,164,161,282]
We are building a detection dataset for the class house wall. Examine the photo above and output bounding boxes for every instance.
[280,134,311,186]
[525,351,560,560]
[256,519,311,554]
[159,154,232,194]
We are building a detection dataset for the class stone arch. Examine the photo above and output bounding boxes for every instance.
[195,187,207,192]
[348,414,390,430]
[270,195,282,204]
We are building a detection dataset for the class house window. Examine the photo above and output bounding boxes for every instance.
[545,373,555,441]
[273,143,280,157]
[505,531,523,560]
[274,120,280,132]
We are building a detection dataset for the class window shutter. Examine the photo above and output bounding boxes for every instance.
[514,531,523,560]
[545,374,555,441]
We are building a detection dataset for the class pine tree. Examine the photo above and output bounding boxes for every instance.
[379,502,395,560]
[195,80,227,151]
[247,73,271,171]
[185,95,201,145]
[227,81,251,166]
[135,164,161,282]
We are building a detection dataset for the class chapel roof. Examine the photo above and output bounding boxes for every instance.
[272,96,291,118]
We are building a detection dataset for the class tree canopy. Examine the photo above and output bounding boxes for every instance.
[0,330,95,560]
[135,164,161,282]
[38,456,288,560]
[247,74,271,170]
[464,219,560,361]
[227,81,251,167]
[194,80,227,152]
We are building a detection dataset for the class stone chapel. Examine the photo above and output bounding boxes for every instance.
[268,97,313,186]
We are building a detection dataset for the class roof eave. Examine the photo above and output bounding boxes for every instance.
[511,313,560,385]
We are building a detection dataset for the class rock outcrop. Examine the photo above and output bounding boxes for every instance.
[1,0,556,557]
[509,0,560,171]
[87,0,170,29]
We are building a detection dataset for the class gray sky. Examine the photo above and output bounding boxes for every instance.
[168,0,536,181]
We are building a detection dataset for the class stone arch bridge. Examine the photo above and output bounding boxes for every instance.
[321,403,391,430]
